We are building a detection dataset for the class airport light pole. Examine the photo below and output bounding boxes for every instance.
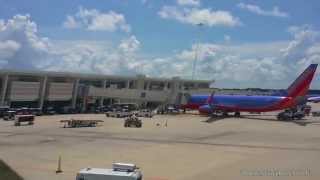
[191,23,204,80]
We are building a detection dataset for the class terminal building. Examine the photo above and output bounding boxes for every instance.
[0,69,214,112]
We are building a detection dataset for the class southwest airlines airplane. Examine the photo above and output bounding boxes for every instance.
[182,64,318,116]
[308,96,320,103]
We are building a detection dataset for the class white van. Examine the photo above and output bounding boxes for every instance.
[76,163,142,180]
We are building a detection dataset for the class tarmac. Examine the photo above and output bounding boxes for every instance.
[1,103,320,180]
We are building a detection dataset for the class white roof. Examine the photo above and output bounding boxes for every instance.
[0,68,212,83]
[79,168,138,177]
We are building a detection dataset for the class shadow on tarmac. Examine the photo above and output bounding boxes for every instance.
[203,114,320,126]
[241,115,320,126]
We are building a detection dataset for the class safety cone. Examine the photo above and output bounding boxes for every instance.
[56,155,63,174]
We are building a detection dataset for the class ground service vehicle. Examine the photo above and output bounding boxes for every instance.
[137,109,154,118]
[15,107,33,115]
[3,111,15,120]
[76,163,142,180]
[44,107,56,115]
[14,115,35,126]
[312,111,320,116]
[106,109,131,118]
[124,116,142,128]
[0,106,10,118]
[60,119,104,128]
[30,108,42,116]
[113,103,138,111]
[303,105,311,116]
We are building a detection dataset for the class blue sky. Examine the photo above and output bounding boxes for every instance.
[0,0,319,88]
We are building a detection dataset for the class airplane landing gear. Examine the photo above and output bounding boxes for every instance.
[277,109,305,121]
[210,111,229,117]
[222,112,228,117]
[234,112,240,117]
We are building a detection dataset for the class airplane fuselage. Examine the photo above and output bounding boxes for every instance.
[195,95,296,114]
[210,95,294,111]
[181,95,208,110]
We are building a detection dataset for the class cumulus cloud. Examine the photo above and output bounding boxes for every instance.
[238,3,289,18]
[0,40,21,59]
[63,7,131,32]
[54,25,320,88]
[283,25,318,59]
[0,14,52,69]
[47,37,143,75]
[118,35,140,54]
[0,14,319,89]
[177,0,200,6]
[159,6,241,27]
[0,14,140,74]
[63,15,79,29]
[177,43,220,61]
[171,26,320,88]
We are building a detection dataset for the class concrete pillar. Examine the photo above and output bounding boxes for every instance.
[99,80,107,107]
[146,81,150,90]
[38,76,48,110]
[136,74,146,90]
[171,77,180,92]
[71,79,80,109]
[126,80,130,89]
[169,77,181,104]
[0,74,8,106]
[164,81,169,91]
[81,97,87,112]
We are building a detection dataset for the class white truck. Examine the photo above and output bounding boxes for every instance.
[76,163,142,180]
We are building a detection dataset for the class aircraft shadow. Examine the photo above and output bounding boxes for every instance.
[202,115,228,123]
[240,116,320,126]
[202,114,320,126]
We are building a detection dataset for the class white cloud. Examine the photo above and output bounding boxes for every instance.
[118,35,140,53]
[0,14,52,69]
[171,26,320,88]
[53,25,319,88]
[238,3,289,18]
[63,15,79,29]
[177,0,200,6]
[63,7,131,32]
[159,6,241,27]
[177,43,220,61]
[0,40,21,59]
[282,25,319,65]
[0,14,319,89]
